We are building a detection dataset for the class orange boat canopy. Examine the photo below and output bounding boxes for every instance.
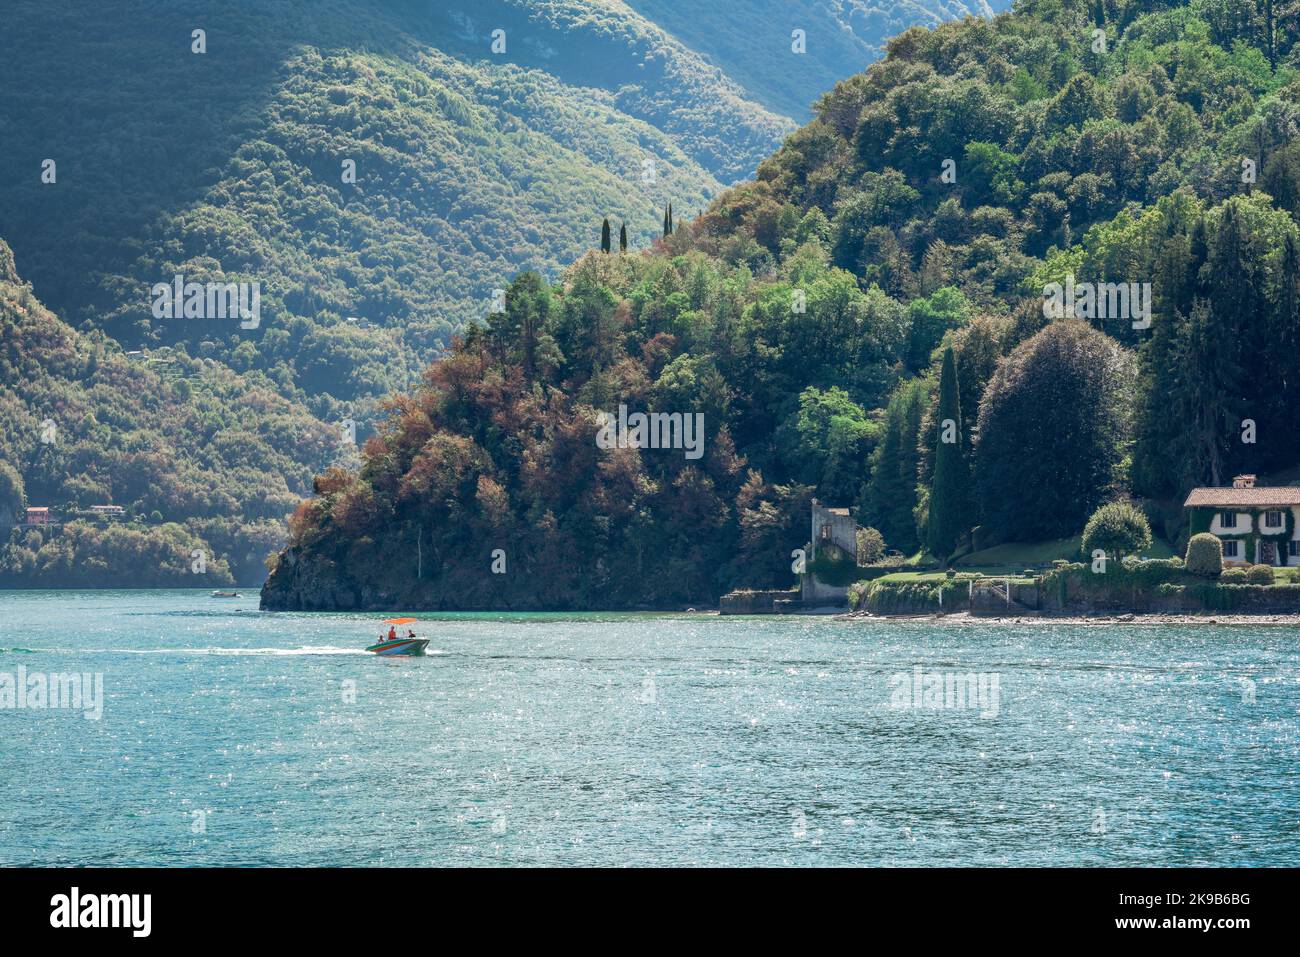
[383,617,418,625]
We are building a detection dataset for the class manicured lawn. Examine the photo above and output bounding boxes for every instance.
[872,571,948,583]
[870,570,1036,585]
[955,535,1175,570]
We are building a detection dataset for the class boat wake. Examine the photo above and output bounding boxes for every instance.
[1,646,448,657]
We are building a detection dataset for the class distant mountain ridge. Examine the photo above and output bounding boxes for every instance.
[626,0,1005,119]
[0,0,1005,389]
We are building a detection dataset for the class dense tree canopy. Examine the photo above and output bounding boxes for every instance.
[266,0,1300,608]
[0,241,335,584]
[5,0,1300,596]
[975,321,1135,541]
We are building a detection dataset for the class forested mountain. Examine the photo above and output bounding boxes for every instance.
[0,0,720,411]
[0,0,999,586]
[263,0,1300,610]
[0,241,336,586]
[0,0,991,411]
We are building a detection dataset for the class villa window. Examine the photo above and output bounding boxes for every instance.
[1290,542,1300,558]
[1219,512,1237,529]
[1264,511,1283,529]
[1223,540,1240,558]
[819,523,832,541]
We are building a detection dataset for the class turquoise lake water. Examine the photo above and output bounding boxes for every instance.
[0,590,1296,866]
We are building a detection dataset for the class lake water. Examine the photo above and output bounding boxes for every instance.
[0,590,1296,866]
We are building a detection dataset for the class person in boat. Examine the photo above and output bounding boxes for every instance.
[387,625,397,641]
[407,629,416,639]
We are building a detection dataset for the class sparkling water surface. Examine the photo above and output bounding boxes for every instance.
[1,590,1296,866]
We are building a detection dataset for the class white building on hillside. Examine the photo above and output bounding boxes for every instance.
[1183,475,1300,566]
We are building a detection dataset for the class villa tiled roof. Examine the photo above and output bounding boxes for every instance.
[1183,487,1300,507]
[826,507,850,516]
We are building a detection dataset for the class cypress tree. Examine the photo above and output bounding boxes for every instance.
[1189,216,1209,296]
[862,381,926,553]
[1258,227,1300,462]
[1202,201,1253,481]
[1278,232,1300,400]
[662,206,670,238]
[926,347,970,559]
[1132,231,1193,496]
[1264,230,1300,460]
[668,203,674,234]
[619,222,628,253]
[600,218,611,254]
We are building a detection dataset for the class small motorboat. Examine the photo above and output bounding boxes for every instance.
[211,590,241,598]
[365,617,428,656]
[365,636,430,656]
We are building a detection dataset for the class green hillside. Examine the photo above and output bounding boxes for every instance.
[0,0,1004,410]
[0,0,737,409]
[0,240,336,586]
[263,0,1300,610]
[0,0,1014,588]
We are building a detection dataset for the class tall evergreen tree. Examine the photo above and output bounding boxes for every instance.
[1199,201,1253,482]
[492,271,550,381]
[1262,229,1300,464]
[1276,231,1300,410]
[861,381,926,553]
[925,347,970,559]
[600,218,611,254]
[662,206,670,238]
[1189,216,1210,295]
[1133,230,1193,496]
[619,222,628,253]
[1171,298,1237,487]
[1265,0,1277,68]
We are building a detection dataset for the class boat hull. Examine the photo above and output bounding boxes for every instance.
[365,637,430,656]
